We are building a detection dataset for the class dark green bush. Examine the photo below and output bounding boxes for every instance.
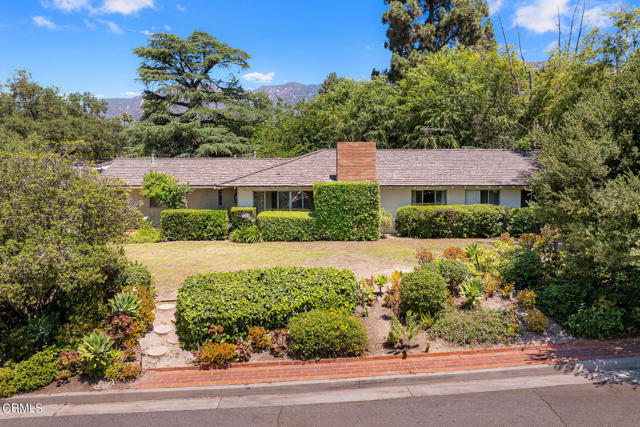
[229,226,263,243]
[175,267,359,349]
[395,205,509,238]
[161,209,229,241]
[423,259,470,289]
[430,307,521,344]
[399,269,448,316]
[506,207,540,236]
[1,315,60,363]
[12,347,59,392]
[287,309,369,360]
[499,247,544,289]
[314,182,380,241]
[230,207,257,229]
[117,262,153,289]
[257,211,317,241]
[567,306,626,340]
[536,282,590,324]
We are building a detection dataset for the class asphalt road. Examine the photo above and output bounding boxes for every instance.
[3,380,639,427]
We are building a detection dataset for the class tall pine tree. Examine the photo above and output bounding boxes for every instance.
[380,0,495,80]
[127,31,272,157]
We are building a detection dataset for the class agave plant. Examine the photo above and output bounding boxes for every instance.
[108,291,141,318]
[77,332,119,378]
[464,243,480,268]
[461,279,485,307]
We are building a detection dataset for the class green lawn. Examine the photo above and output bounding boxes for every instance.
[124,237,493,299]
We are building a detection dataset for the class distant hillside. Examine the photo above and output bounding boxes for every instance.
[253,82,320,105]
[103,82,320,120]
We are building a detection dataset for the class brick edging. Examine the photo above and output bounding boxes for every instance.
[146,337,640,372]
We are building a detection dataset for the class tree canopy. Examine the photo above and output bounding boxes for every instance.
[126,31,273,157]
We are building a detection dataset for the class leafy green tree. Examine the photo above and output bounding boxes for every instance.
[381,0,495,80]
[0,153,139,322]
[141,171,191,209]
[0,70,124,159]
[398,46,529,148]
[127,31,273,157]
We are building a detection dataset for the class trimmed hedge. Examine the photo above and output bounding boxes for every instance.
[161,209,229,241]
[314,182,381,241]
[399,269,448,316]
[175,267,359,349]
[395,205,508,238]
[257,211,317,241]
[230,207,257,229]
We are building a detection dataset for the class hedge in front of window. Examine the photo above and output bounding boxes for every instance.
[313,182,381,241]
[230,207,257,229]
[257,211,317,241]
[395,205,509,238]
[175,267,359,348]
[161,209,229,241]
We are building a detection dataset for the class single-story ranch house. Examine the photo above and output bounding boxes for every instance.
[101,142,539,226]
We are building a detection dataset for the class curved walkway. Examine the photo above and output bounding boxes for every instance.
[135,338,640,389]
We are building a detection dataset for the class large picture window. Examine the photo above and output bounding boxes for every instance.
[412,190,447,205]
[465,190,500,205]
[253,190,314,213]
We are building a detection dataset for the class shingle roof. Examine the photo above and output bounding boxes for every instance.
[221,149,539,187]
[100,157,285,187]
[101,149,539,188]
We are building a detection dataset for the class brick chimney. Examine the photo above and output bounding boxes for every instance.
[336,142,377,182]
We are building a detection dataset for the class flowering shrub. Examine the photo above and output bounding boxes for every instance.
[269,329,289,357]
[443,246,467,261]
[57,350,80,374]
[481,273,501,296]
[229,226,263,243]
[516,289,537,309]
[287,309,369,360]
[235,340,252,362]
[195,342,238,366]
[230,207,257,229]
[525,308,548,333]
[415,248,434,266]
[247,326,271,351]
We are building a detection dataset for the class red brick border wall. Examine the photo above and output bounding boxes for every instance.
[336,142,376,182]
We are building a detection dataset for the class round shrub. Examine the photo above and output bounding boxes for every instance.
[118,262,153,289]
[536,282,590,324]
[525,308,548,333]
[195,342,238,366]
[499,248,543,290]
[287,309,369,360]
[567,306,625,340]
[422,259,470,289]
[399,269,448,316]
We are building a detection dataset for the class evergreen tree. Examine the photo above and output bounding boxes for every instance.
[128,31,272,157]
[381,0,495,80]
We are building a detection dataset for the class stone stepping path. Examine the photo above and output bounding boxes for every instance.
[147,346,169,358]
[154,324,173,335]
[157,303,175,311]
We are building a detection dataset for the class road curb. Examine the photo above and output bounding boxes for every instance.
[6,356,639,406]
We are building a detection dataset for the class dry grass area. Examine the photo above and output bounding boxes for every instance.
[124,236,493,299]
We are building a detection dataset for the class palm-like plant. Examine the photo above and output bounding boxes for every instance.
[464,243,480,268]
[108,291,141,318]
[77,332,119,378]
[461,280,484,307]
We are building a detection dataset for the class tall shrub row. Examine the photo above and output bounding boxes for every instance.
[160,209,229,240]
[257,211,317,241]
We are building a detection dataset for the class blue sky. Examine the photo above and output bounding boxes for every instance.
[0,1,634,98]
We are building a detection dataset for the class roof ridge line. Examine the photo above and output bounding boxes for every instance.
[218,149,331,186]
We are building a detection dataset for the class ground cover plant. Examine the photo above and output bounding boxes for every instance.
[175,267,359,349]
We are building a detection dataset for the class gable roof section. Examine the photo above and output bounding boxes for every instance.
[100,157,285,187]
[222,149,539,187]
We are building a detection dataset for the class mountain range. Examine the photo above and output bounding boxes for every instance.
[102,82,321,120]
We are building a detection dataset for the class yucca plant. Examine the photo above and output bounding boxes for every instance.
[108,291,141,318]
[461,279,485,308]
[77,332,119,378]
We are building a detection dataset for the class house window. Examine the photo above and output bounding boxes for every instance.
[465,190,500,205]
[412,190,447,205]
[149,197,164,208]
[253,190,314,213]
[521,190,534,208]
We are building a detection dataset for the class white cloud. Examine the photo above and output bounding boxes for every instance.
[515,0,570,34]
[32,16,60,30]
[140,29,151,35]
[176,3,186,12]
[97,19,122,34]
[50,0,90,12]
[242,72,275,84]
[488,0,503,14]
[120,91,139,96]
[364,45,373,51]
[163,24,171,31]
[99,0,154,15]
[583,5,612,29]
[83,18,96,29]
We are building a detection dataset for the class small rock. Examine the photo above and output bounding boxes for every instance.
[158,303,175,311]
[154,324,173,335]
[147,346,169,357]
[167,336,180,345]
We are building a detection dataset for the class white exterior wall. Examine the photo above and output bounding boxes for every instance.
[499,188,522,208]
